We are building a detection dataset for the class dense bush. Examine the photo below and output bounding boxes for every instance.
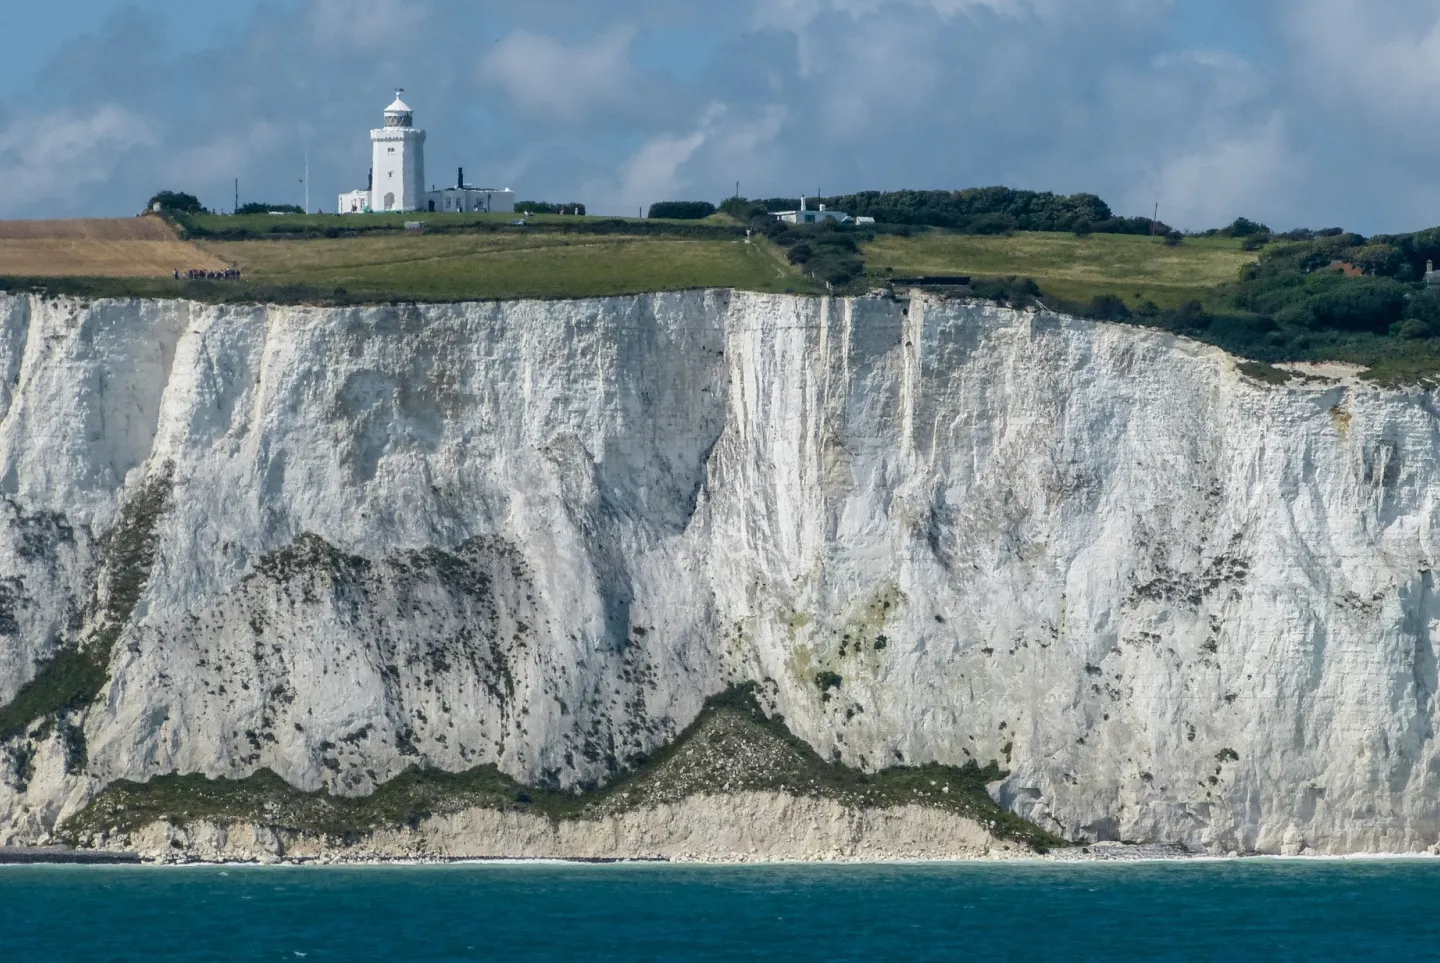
[648,201,718,220]
[514,201,587,215]
[1225,228,1440,340]
[1205,217,1271,238]
[970,276,1042,306]
[147,191,205,214]
[763,220,865,286]
[719,197,771,222]
[234,203,304,216]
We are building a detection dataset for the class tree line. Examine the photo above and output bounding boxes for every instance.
[717,188,1169,236]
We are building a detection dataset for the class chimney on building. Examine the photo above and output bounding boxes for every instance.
[458,167,464,190]
[367,168,373,191]
[800,195,807,212]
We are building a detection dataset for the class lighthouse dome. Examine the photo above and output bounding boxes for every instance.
[384,90,414,128]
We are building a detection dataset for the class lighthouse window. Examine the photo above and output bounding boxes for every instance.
[388,148,395,154]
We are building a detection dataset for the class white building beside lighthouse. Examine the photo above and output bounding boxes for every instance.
[339,90,515,215]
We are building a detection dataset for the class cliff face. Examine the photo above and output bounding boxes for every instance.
[1,289,1437,856]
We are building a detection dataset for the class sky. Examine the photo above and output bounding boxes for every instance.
[2,0,1439,233]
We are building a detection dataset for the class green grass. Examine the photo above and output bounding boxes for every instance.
[188,211,601,237]
[192,211,530,235]
[0,218,1254,309]
[178,211,747,242]
[58,684,1067,852]
[201,234,812,301]
[865,230,1257,308]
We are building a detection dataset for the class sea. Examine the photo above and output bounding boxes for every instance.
[4,859,1439,962]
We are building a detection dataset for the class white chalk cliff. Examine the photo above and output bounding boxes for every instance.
[1,289,1437,856]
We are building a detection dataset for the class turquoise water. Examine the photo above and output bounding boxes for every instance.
[4,860,1439,961]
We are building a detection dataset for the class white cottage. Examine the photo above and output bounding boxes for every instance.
[773,196,850,225]
[426,168,514,214]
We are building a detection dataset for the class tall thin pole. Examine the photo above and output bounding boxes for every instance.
[234,178,239,214]
[304,148,310,215]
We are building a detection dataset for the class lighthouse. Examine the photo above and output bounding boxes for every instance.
[339,89,514,216]
[369,89,426,212]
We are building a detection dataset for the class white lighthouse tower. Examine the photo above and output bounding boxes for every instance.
[370,90,426,212]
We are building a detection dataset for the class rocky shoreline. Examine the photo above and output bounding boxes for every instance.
[0,847,140,865]
[74,792,1020,865]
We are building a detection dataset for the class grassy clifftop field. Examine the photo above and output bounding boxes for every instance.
[203,232,797,301]
[5,199,1440,381]
[0,210,1252,306]
[865,231,1257,308]
[203,225,1254,306]
[0,212,819,301]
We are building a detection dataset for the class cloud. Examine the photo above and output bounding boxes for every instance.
[480,27,638,121]
[1124,117,1291,231]
[1,0,1437,232]
[757,0,1036,30]
[0,106,155,214]
[159,122,284,192]
[585,104,787,212]
[756,0,1158,33]
[1286,1,1440,127]
[312,0,424,49]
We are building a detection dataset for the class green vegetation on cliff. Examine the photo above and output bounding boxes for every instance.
[0,466,172,745]
[58,684,1065,852]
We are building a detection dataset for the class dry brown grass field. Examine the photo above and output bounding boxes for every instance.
[0,218,227,277]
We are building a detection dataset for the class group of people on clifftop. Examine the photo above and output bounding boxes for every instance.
[174,268,242,281]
